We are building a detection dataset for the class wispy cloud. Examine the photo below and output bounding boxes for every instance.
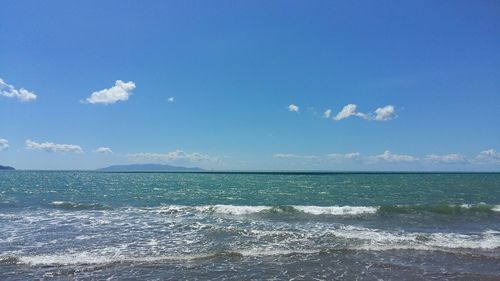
[168,97,175,102]
[0,139,9,151]
[25,139,83,153]
[273,153,318,160]
[425,154,467,164]
[326,152,361,161]
[475,149,500,163]
[373,150,418,162]
[0,78,37,102]
[288,104,299,112]
[83,80,135,105]
[323,109,332,118]
[127,150,218,163]
[271,149,500,168]
[275,151,417,163]
[268,149,500,168]
[93,147,113,154]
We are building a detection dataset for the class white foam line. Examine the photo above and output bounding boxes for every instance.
[50,201,67,206]
[331,226,500,250]
[293,205,378,215]
[16,249,320,266]
[19,253,193,266]
[155,204,379,216]
[12,227,500,266]
[196,205,271,215]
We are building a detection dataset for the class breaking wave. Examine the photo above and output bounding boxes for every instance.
[50,201,110,210]
[154,203,500,216]
[3,227,499,267]
[378,203,500,215]
[155,204,378,216]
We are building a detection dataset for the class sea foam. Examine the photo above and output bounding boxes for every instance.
[8,228,499,267]
[293,205,378,215]
[155,204,378,216]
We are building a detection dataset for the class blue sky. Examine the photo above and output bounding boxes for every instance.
[1,0,499,170]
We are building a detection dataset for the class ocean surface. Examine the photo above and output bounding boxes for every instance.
[1,171,499,280]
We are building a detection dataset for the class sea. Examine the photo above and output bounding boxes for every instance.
[0,171,499,280]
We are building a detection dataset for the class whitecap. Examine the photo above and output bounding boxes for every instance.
[196,205,271,215]
[293,205,378,215]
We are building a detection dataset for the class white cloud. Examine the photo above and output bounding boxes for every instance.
[273,153,318,160]
[94,147,113,154]
[374,150,418,162]
[168,97,175,102]
[0,78,37,102]
[327,152,361,160]
[475,149,500,163]
[127,150,218,163]
[332,104,396,121]
[25,139,83,153]
[83,80,135,105]
[271,150,500,167]
[323,109,332,118]
[425,154,467,164]
[333,104,366,121]
[288,104,299,112]
[374,105,396,121]
[0,139,9,151]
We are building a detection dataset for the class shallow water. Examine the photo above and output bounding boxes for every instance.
[1,171,499,280]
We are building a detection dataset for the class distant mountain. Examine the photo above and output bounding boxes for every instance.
[0,165,15,170]
[97,164,204,172]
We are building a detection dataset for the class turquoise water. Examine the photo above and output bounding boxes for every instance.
[3,171,500,207]
[1,171,500,280]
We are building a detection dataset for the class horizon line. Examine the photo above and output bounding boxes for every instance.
[4,169,500,174]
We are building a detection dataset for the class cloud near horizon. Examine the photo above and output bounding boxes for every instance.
[475,149,500,163]
[373,150,418,162]
[127,150,218,163]
[0,139,9,151]
[275,150,419,163]
[93,147,113,154]
[273,149,500,166]
[425,154,468,164]
[0,78,37,102]
[25,139,83,153]
[326,152,361,161]
[273,153,318,160]
[83,80,135,105]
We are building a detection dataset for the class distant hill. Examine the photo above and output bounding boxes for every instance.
[97,164,204,172]
[0,165,15,170]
